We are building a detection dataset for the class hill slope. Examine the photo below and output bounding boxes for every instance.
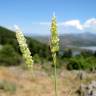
[0,26,50,58]
[33,32,96,49]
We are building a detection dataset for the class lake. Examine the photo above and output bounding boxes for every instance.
[80,46,96,52]
[71,46,96,56]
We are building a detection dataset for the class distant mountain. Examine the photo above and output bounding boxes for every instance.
[33,32,96,50]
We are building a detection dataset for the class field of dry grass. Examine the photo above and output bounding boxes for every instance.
[0,65,96,96]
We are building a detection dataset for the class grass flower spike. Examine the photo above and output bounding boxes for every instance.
[50,13,59,53]
[50,13,59,96]
[14,25,33,70]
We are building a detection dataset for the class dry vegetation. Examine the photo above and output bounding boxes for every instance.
[0,65,96,96]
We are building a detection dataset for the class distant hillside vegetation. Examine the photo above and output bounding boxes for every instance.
[0,26,50,58]
[33,32,96,49]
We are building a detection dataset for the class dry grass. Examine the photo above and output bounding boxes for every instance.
[0,65,96,96]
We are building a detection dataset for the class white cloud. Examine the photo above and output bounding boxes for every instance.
[38,20,83,30]
[30,18,96,35]
[3,18,96,35]
[58,20,83,30]
[58,19,83,30]
[84,18,96,28]
[58,18,96,33]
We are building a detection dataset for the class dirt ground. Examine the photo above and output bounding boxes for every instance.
[0,65,96,96]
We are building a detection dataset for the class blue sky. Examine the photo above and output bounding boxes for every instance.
[0,0,96,35]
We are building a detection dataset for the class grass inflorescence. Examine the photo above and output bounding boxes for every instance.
[50,13,59,96]
[15,25,34,70]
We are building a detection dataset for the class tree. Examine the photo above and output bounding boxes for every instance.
[62,49,72,58]
[0,44,21,66]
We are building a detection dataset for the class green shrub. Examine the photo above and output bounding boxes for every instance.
[0,80,16,93]
[0,44,22,66]
[67,56,96,71]
[62,49,72,58]
[33,54,41,63]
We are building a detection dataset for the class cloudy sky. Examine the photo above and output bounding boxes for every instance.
[0,0,96,35]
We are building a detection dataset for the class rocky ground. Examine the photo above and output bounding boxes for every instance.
[0,65,96,96]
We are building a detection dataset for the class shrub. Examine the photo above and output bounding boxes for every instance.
[33,54,41,63]
[67,56,96,71]
[0,44,21,66]
[0,80,16,93]
[62,49,72,58]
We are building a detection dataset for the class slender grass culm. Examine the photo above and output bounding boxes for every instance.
[14,25,34,71]
[50,13,59,96]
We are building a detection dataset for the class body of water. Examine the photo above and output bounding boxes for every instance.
[80,46,96,51]
[72,46,96,56]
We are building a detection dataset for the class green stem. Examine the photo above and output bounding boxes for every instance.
[52,53,58,96]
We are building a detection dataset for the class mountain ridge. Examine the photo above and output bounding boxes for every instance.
[33,32,96,49]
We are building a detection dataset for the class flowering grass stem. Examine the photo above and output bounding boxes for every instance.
[50,13,59,96]
[52,53,58,96]
[14,25,34,71]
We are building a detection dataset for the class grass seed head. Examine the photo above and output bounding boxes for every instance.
[50,14,59,53]
[14,25,33,70]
